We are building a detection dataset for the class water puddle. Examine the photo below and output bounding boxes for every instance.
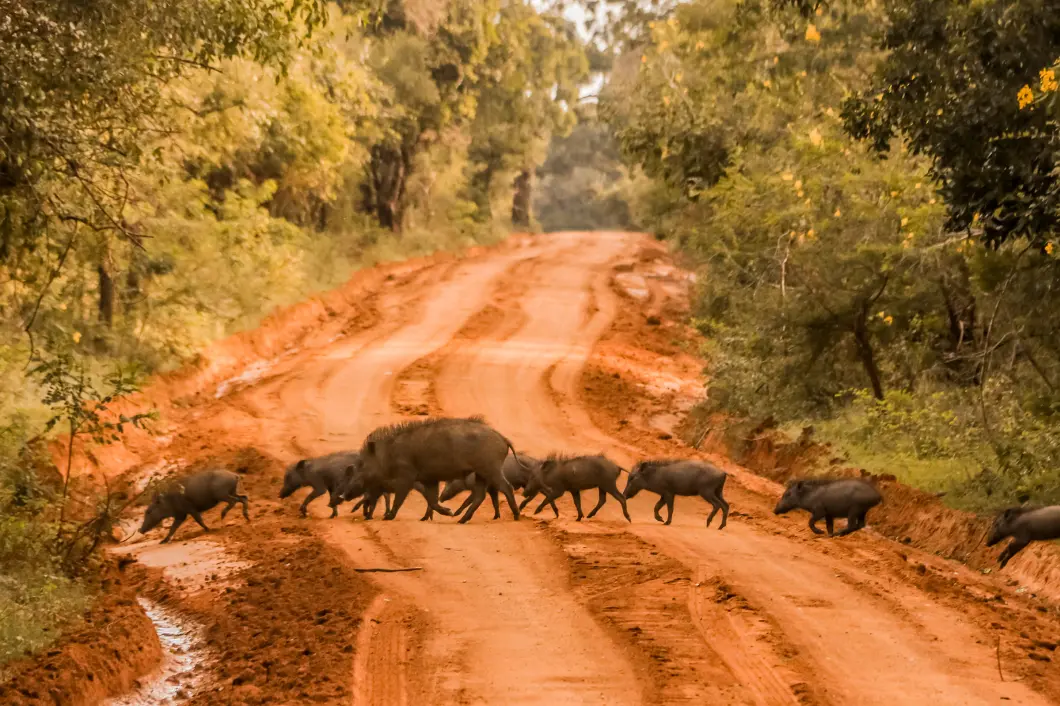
[106,599,206,706]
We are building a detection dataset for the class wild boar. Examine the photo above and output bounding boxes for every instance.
[440,453,541,519]
[521,454,631,522]
[356,416,527,523]
[623,459,729,528]
[279,451,360,518]
[138,469,249,544]
[773,478,881,536]
[986,505,1060,569]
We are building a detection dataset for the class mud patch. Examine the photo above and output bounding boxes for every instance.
[543,522,752,704]
[106,598,207,705]
[0,566,162,706]
[163,523,376,705]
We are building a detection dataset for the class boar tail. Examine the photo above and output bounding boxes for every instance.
[501,435,532,469]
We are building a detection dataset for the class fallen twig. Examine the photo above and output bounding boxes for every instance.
[997,635,1004,682]
[354,566,424,573]
[664,577,691,584]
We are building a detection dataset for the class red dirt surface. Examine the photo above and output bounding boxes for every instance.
[0,565,162,706]
[11,231,1060,705]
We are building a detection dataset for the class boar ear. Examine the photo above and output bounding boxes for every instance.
[295,459,308,470]
[344,464,356,478]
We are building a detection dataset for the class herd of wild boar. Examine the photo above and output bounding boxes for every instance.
[135,416,1060,569]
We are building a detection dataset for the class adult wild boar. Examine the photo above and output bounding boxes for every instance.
[623,459,729,528]
[521,454,631,522]
[773,478,881,536]
[279,451,361,518]
[137,469,249,544]
[356,416,526,523]
[440,453,541,519]
[986,505,1060,569]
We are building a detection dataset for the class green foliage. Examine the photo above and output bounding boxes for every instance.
[0,0,590,664]
[843,0,1060,249]
[603,0,1060,510]
[534,113,635,231]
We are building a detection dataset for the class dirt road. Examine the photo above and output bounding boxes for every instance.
[43,232,1060,706]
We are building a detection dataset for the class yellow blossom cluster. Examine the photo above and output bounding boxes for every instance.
[1041,68,1058,93]
[805,24,821,43]
[1018,85,1034,110]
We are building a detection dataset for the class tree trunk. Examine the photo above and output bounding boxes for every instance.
[98,263,114,327]
[852,307,884,400]
[511,170,532,228]
[368,144,410,232]
[938,256,981,385]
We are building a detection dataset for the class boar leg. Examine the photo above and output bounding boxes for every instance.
[350,497,365,514]
[825,516,835,536]
[605,482,632,523]
[419,482,446,521]
[237,493,250,521]
[384,483,413,520]
[998,537,1030,569]
[458,482,489,524]
[836,512,863,537]
[189,509,210,532]
[518,492,536,512]
[161,513,188,544]
[220,498,238,520]
[299,488,325,517]
[703,491,729,530]
[534,493,561,517]
[808,513,826,535]
[664,494,676,525]
[586,489,608,518]
[489,488,501,520]
[570,491,585,521]
[495,478,522,522]
[653,497,666,523]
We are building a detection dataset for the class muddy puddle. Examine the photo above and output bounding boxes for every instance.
[106,599,207,706]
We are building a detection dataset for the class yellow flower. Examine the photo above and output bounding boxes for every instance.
[936,108,944,116]
[797,190,805,198]
[794,179,803,190]
[805,23,821,43]
[799,70,808,77]
[890,190,899,197]
[809,128,822,146]
[1040,68,1058,93]
[1018,84,1034,109]
[815,6,823,15]
[972,212,980,224]
[781,172,794,181]
[763,79,772,88]
[929,198,937,205]
[901,217,909,226]
[773,55,779,64]
[72,331,81,344]
[641,55,647,64]
[884,316,894,326]
[807,229,816,239]
[663,95,671,106]
[914,182,922,190]
[695,41,705,51]
[834,208,841,217]
[1047,242,1055,255]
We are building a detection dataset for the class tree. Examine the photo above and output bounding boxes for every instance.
[842,0,1060,250]
[465,1,589,224]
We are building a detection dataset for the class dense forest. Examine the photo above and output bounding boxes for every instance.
[597,0,1060,509]
[0,0,591,665]
[4,0,1060,670]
